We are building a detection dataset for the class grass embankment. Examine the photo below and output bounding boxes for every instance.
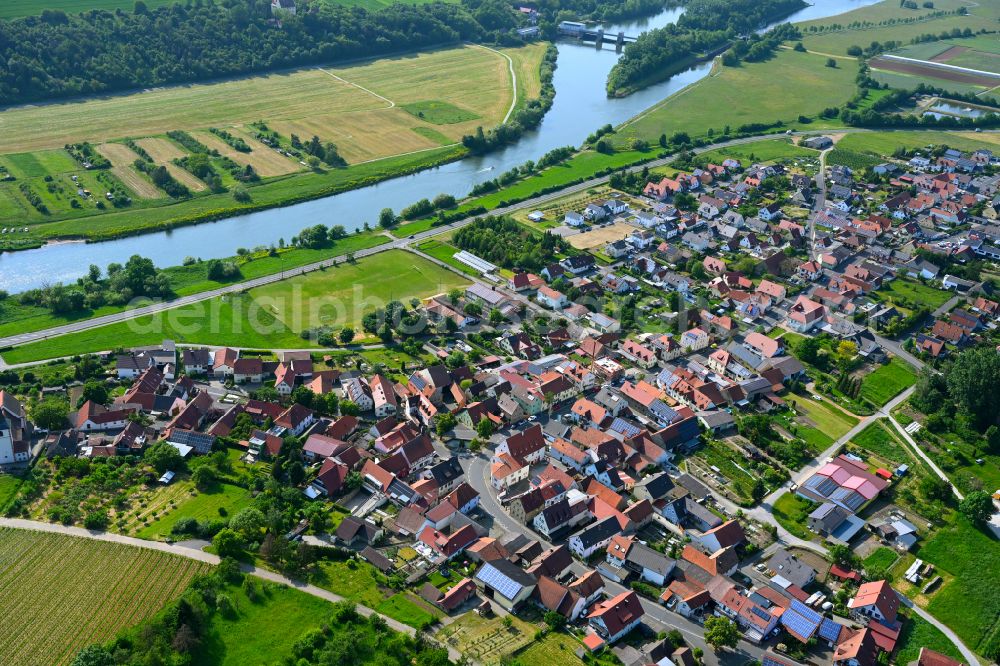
[0,528,209,666]
[2,250,465,363]
[614,49,857,146]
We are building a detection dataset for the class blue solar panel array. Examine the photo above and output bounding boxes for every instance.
[781,600,822,639]
[610,417,642,439]
[476,563,523,601]
[819,617,843,643]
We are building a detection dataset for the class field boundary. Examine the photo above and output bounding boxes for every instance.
[473,44,518,124]
[316,67,396,109]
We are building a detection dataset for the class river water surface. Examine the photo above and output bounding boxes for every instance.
[0,0,880,293]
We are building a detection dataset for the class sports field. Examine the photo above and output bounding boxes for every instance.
[615,49,857,146]
[0,527,210,666]
[0,44,533,165]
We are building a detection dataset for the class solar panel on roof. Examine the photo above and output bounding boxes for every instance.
[819,618,843,642]
[780,610,819,640]
[790,600,822,623]
[476,563,523,601]
[751,606,772,621]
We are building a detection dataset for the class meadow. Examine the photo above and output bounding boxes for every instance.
[134,482,254,540]
[859,359,917,407]
[615,49,858,147]
[850,422,910,466]
[771,492,817,540]
[0,528,209,666]
[1,250,467,363]
[690,138,819,164]
[794,396,859,440]
[918,517,1000,659]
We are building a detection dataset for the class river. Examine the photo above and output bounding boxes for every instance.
[0,0,880,294]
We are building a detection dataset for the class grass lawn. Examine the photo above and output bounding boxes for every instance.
[850,422,910,466]
[860,359,917,407]
[2,249,465,363]
[192,582,335,666]
[874,278,955,312]
[795,397,859,441]
[375,593,440,629]
[863,546,900,573]
[894,612,965,666]
[0,474,22,512]
[918,517,1000,658]
[311,559,386,609]
[135,482,253,540]
[251,249,469,333]
[415,239,481,276]
[615,49,857,146]
[771,492,817,541]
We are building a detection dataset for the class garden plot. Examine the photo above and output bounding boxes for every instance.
[95,143,162,199]
[191,130,299,177]
[133,137,207,192]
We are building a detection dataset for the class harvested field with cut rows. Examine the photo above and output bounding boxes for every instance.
[930,45,969,62]
[0,527,210,666]
[96,143,162,199]
[134,137,207,192]
[869,56,1000,87]
[191,130,299,177]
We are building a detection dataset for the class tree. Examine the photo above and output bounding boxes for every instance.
[78,380,109,407]
[919,475,951,502]
[213,528,245,558]
[30,397,70,430]
[829,543,857,568]
[378,208,396,229]
[826,57,838,68]
[543,611,566,631]
[436,412,457,437]
[959,490,994,524]
[71,645,115,666]
[191,465,216,491]
[703,616,739,651]
[339,400,360,416]
[476,418,494,439]
[946,347,1000,430]
[751,478,767,503]
[230,507,266,540]
[144,440,183,475]
[339,327,355,344]
[796,336,822,365]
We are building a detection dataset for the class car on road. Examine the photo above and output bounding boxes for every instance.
[812,394,823,401]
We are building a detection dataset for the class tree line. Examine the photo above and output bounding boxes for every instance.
[452,215,567,270]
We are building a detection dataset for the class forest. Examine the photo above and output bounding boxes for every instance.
[605,0,807,94]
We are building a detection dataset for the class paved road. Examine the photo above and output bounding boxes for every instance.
[0,517,464,662]
[810,146,832,262]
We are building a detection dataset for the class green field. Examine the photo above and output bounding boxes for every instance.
[863,546,900,573]
[415,239,481,276]
[797,0,984,56]
[690,138,819,164]
[316,0,457,9]
[0,528,209,666]
[895,613,966,666]
[0,0,176,18]
[375,593,440,629]
[191,582,336,666]
[251,249,469,333]
[2,250,466,363]
[859,359,917,407]
[616,49,858,146]
[401,100,480,125]
[771,492,816,540]
[0,475,22,512]
[795,396,859,440]
[918,517,1000,659]
[850,422,910,466]
[136,482,253,540]
[0,231,385,342]
[875,278,956,312]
